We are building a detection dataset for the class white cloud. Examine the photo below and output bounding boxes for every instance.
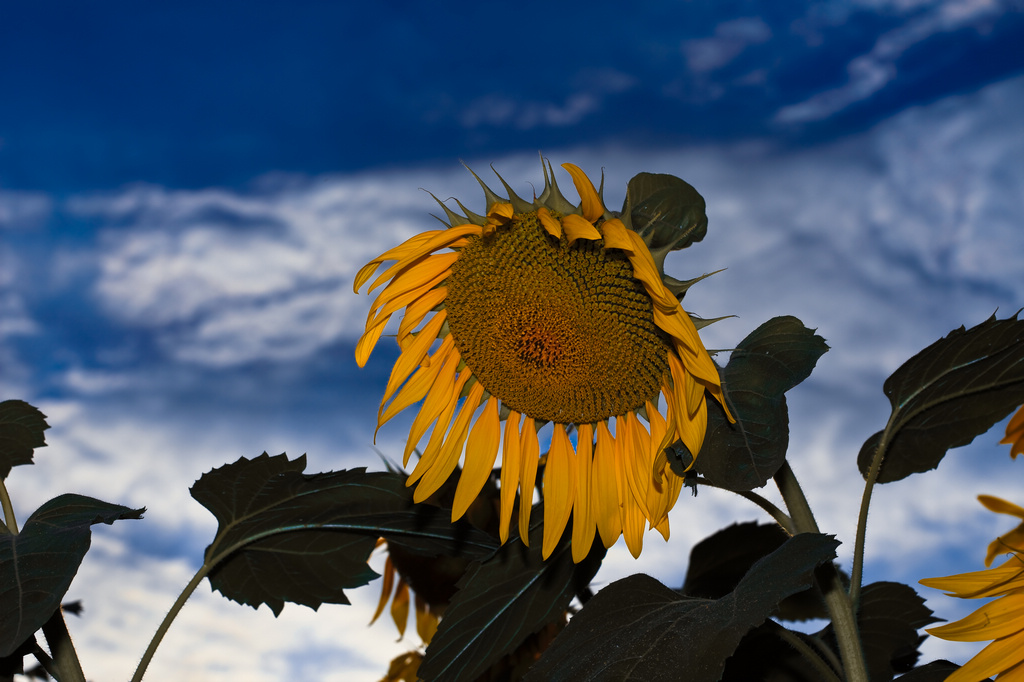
[683,17,773,73]
[776,0,1005,123]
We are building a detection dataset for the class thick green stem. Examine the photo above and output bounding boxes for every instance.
[41,609,86,682]
[131,563,212,682]
[774,462,868,682]
[0,477,19,534]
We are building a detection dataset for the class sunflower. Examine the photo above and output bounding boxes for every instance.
[921,496,1024,681]
[1002,406,1024,459]
[354,160,731,562]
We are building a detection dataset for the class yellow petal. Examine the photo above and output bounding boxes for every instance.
[615,423,646,558]
[415,380,485,503]
[939,627,1024,682]
[623,229,679,312]
[407,366,470,482]
[354,229,445,292]
[561,214,602,245]
[988,528,1024,567]
[381,311,447,411]
[600,217,635,252]
[621,411,654,521]
[391,579,410,637]
[378,336,454,434]
[370,555,396,625]
[1001,406,1024,459]
[518,417,540,545]
[452,395,501,521]
[921,556,1024,598]
[980,495,1024,520]
[499,412,522,544]
[542,427,577,559]
[537,207,562,238]
[415,595,439,644]
[593,421,622,549]
[396,286,448,344]
[355,321,388,369]
[928,593,1024,641]
[561,163,604,222]
[368,252,455,320]
[572,423,596,563]
[402,351,459,466]
[369,225,479,293]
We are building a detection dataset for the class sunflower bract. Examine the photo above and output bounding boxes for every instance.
[354,160,731,562]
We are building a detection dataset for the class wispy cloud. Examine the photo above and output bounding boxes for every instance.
[776,0,1006,123]
[682,17,773,74]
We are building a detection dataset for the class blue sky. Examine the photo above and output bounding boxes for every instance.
[2,1,1024,679]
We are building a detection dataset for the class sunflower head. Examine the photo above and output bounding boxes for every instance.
[355,159,732,562]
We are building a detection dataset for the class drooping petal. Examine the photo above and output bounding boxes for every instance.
[370,555,396,625]
[452,395,501,521]
[592,421,622,549]
[938,628,1024,682]
[407,367,470,483]
[537,207,562,239]
[369,225,480,293]
[572,423,596,563]
[599,217,634,252]
[561,214,602,244]
[542,426,577,559]
[402,350,460,466]
[415,595,438,644]
[396,286,448,344]
[415,380,486,503]
[354,229,447,292]
[1001,405,1024,458]
[622,229,679,312]
[561,163,605,222]
[518,417,540,545]
[391,579,410,637]
[615,422,646,559]
[381,311,447,410]
[378,336,454,433]
[499,412,523,544]
[928,593,1024,641]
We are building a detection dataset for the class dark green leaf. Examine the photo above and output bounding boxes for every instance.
[720,622,833,682]
[819,582,939,681]
[691,317,829,491]
[624,172,707,253]
[898,660,986,681]
[0,494,143,657]
[525,533,839,682]
[419,513,605,682]
[192,453,499,616]
[858,313,1024,483]
[682,522,789,599]
[0,400,49,479]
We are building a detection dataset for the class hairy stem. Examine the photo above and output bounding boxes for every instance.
[774,461,868,682]
[41,609,86,682]
[851,413,897,607]
[131,563,212,682]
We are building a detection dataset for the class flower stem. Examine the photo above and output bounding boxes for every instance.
[764,620,843,682]
[131,562,212,682]
[41,609,86,682]
[0,477,19,534]
[850,414,897,607]
[774,461,868,682]
[693,476,795,534]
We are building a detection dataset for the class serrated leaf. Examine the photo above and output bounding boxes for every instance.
[525,533,839,682]
[0,494,143,657]
[0,400,49,479]
[192,453,499,616]
[858,314,1024,483]
[682,522,789,599]
[819,582,939,681]
[624,172,707,254]
[692,316,829,491]
[418,514,605,682]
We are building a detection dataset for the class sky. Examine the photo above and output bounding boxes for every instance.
[2,1,1024,679]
